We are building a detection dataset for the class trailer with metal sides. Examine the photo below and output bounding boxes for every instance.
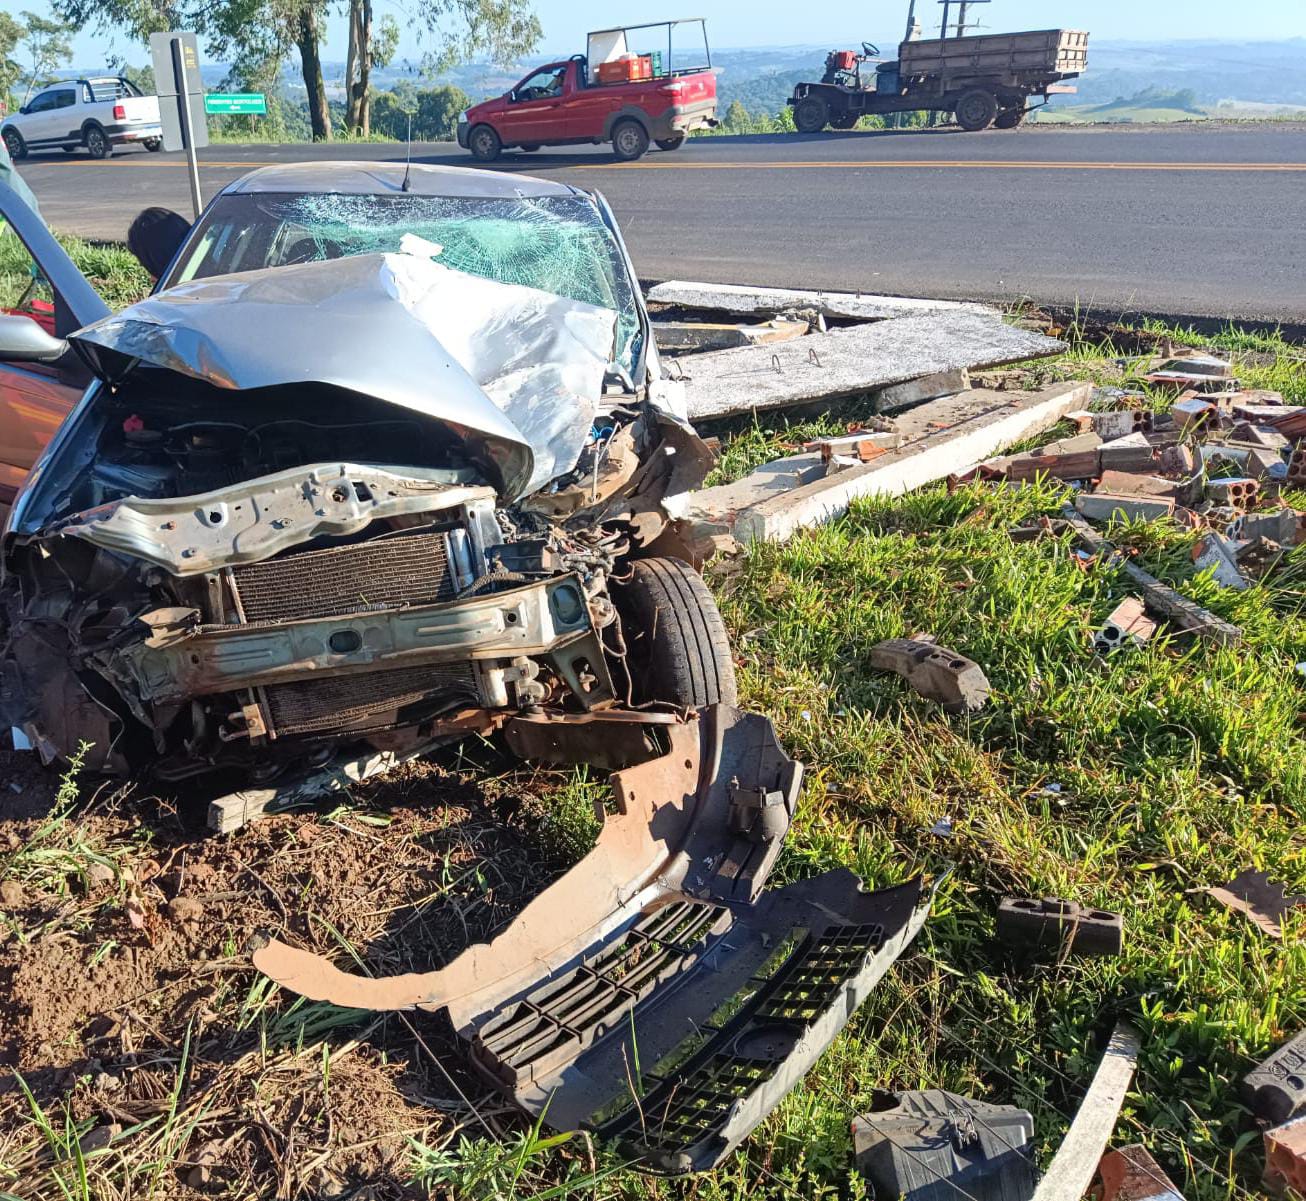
[789,26,1088,133]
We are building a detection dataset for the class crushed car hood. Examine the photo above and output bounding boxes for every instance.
[69,252,617,501]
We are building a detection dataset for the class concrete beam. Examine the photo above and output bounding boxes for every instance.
[672,381,1090,545]
[676,311,1067,423]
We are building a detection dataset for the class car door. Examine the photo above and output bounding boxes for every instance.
[20,89,64,146]
[503,65,570,142]
[0,181,110,519]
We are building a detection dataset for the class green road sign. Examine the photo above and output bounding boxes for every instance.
[204,92,267,115]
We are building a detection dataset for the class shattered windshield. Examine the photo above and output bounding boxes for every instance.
[170,192,642,375]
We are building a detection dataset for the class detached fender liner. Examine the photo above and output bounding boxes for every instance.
[252,704,930,1172]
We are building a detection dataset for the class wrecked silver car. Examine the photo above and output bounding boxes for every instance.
[0,164,732,779]
[0,166,931,1174]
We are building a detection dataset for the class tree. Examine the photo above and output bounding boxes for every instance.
[18,11,73,103]
[371,82,470,141]
[0,12,24,111]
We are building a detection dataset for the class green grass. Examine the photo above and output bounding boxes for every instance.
[0,225,150,312]
[0,303,1301,1198]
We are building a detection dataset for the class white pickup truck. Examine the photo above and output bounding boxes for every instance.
[2,76,162,160]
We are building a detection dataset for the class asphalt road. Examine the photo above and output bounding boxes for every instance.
[16,122,1306,324]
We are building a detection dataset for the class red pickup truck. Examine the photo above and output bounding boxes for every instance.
[458,19,718,162]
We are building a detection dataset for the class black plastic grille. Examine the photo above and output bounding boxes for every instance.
[473,901,730,1089]
[264,663,476,737]
[600,922,886,1155]
[231,531,456,625]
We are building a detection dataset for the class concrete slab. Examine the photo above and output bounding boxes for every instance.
[675,312,1067,423]
[646,279,992,323]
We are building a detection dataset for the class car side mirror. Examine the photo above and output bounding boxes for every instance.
[0,314,68,363]
[18,105,28,115]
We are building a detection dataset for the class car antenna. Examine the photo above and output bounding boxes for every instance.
[401,114,413,191]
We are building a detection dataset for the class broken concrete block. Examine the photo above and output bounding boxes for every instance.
[653,316,809,353]
[1206,477,1261,509]
[1172,396,1216,435]
[645,279,992,323]
[1241,510,1302,545]
[1004,432,1104,482]
[1094,597,1157,654]
[1162,352,1234,380]
[1096,1145,1186,1201]
[1242,1031,1306,1126]
[1192,533,1250,590]
[1095,471,1186,501]
[1265,1118,1306,1197]
[1230,423,1292,453]
[1092,409,1153,440]
[852,1091,1036,1201]
[1158,444,1198,476]
[1065,409,1096,433]
[873,368,971,413]
[1098,431,1167,472]
[1076,493,1176,524]
[996,897,1124,957]
[869,636,990,714]
[807,429,903,463]
[1288,449,1306,486]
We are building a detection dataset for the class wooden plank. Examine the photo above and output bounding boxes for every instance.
[674,311,1067,423]
[646,279,992,324]
[672,382,1089,546]
[1034,1022,1141,1201]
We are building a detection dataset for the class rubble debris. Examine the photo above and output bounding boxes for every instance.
[1091,408,1154,440]
[674,382,1091,547]
[1192,534,1250,591]
[996,897,1124,957]
[1242,1030,1306,1125]
[209,741,448,833]
[1098,431,1174,473]
[1032,1023,1142,1201]
[1095,471,1191,502]
[1171,396,1216,435]
[1205,867,1306,939]
[851,1090,1036,1201]
[1268,407,1306,438]
[1289,448,1306,486]
[1206,477,1261,509]
[874,367,972,413]
[675,311,1067,422]
[1075,493,1175,524]
[1145,353,1236,394]
[1094,598,1157,654]
[1002,432,1103,482]
[653,316,808,353]
[869,636,991,714]
[646,279,991,324]
[1095,1145,1186,1201]
[1061,507,1243,647]
[1265,1118,1306,1196]
[253,705,932,1174]
[808,428,904,463]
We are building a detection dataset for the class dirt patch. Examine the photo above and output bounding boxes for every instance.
[0,744,593,1199]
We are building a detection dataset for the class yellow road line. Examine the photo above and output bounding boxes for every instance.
[578,159,1306,172]
[29,157,1306,174]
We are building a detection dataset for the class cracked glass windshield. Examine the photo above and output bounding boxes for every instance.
[171,192,641,373]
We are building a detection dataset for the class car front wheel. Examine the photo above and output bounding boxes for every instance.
[84,125,113,158]
[468,124,502,162]
[611,557,738,709]
[655,134,686,151]
[3,128,26,160]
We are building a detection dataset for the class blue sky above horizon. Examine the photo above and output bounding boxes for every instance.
[6,0,1305,74]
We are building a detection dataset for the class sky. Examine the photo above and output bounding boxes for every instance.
[8,0,1306,73]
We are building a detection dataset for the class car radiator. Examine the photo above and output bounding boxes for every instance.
[227,530,477,737]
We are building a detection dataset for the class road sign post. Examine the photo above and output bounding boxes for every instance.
[149,31,208,220]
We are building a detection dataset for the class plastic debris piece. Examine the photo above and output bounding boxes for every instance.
[1205,868,1306,939]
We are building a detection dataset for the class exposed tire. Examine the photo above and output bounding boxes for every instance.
[611,119,649,161]
[995,108,1026,129]
[3,128,26,160]
[793,94,830,133]
[831,113,859,130]
[144,137,162,151]
[518,143,540,152]
[954,89,998,132]
[611,557,738,710]
[84,124,112,158]
[467,123,502,162]
[655,134,686,151]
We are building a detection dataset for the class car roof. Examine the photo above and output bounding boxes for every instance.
[221,161,583,200]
